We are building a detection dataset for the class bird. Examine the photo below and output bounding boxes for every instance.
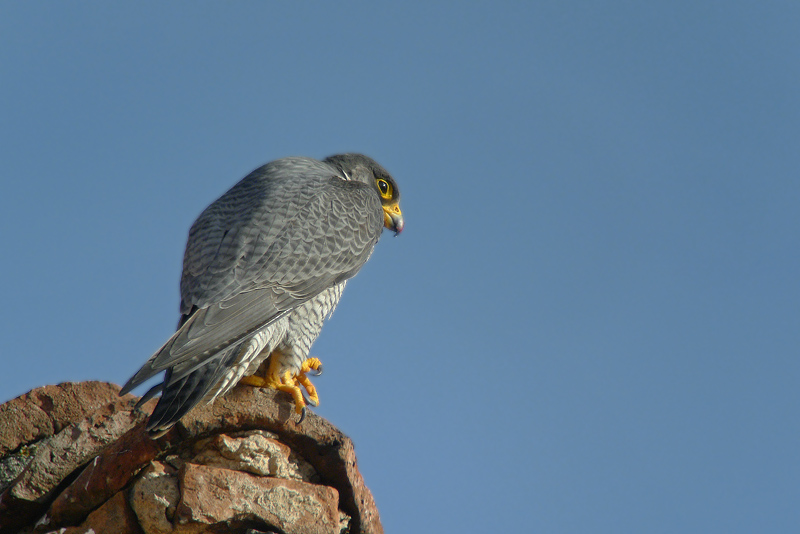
[120,154,403,435]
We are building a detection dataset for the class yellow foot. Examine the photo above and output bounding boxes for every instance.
[239,375,269,387]
[296,357,322,407]
[239,355,323,422]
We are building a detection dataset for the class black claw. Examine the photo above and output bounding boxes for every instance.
[302,391,319,407]
[297,406,306,424]
[310,364,323,377]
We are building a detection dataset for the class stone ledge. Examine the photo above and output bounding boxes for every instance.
[0,382,382,534]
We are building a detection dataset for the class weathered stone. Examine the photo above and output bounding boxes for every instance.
[175,463,340,534]
[46,400,163,527]
[0,382,131,456]
[12,404,142,502]
[192,430,317,481]
[0,442,37,493]
[1,382,382,534]
[0,396,146,533]
[58,491,141,534]
[177,385,383,534]
[338,510,352,533]
[129,461,181,534]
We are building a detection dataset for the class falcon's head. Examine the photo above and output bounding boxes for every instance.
[325,153,404,235]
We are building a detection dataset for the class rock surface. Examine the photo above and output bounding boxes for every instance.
[0,381,382,534]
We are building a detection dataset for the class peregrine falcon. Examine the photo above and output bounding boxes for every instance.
[120,154,403,435]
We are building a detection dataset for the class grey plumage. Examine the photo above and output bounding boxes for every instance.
[120,154,403,434]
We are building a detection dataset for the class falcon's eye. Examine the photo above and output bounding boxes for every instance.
[376,178,392,199]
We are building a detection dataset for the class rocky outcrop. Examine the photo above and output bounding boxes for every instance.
[0,381,382,534]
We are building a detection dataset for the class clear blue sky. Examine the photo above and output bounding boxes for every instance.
[1,3,798,533]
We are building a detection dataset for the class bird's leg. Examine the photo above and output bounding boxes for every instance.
[254,352,307,415]
[295,357,323,407]
[238,375,268,387]
[239,353,324,421]
[238,351,272,388]
[239,351,286,388]
[279,369,307,416]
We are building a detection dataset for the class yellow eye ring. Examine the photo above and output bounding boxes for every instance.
[376,178,393,199]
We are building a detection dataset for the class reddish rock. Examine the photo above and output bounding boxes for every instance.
[192,430,317,481]
[0,382,132,456]
[176,462,340,534]
[0,382,383,534]
[0,394,145,533]
[129,461,180,534]
[177,386,383,534]
[9,402,142,502]
[47,400,163,527]
[59,491,141,534]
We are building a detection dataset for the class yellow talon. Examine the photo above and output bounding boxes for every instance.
[279,370,306,414]
[239,353,323,417]
[301,357,322,374]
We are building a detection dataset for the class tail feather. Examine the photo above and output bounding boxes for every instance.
[135,382,163,409]
[144,343,241,435]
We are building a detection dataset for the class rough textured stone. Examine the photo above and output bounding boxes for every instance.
[46,400,162,527]
[177,386,383,534]
[0,382,131,456]
[1,382,382,534]
[0,442,37,493]
[176,463,340,534]
[129,461,181,534]
[10,403,142,502]
[0,395,146,533]
[192,430,317,481]
[59,491,141,534]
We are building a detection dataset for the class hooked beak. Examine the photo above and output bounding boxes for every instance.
[383,202,404,235]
